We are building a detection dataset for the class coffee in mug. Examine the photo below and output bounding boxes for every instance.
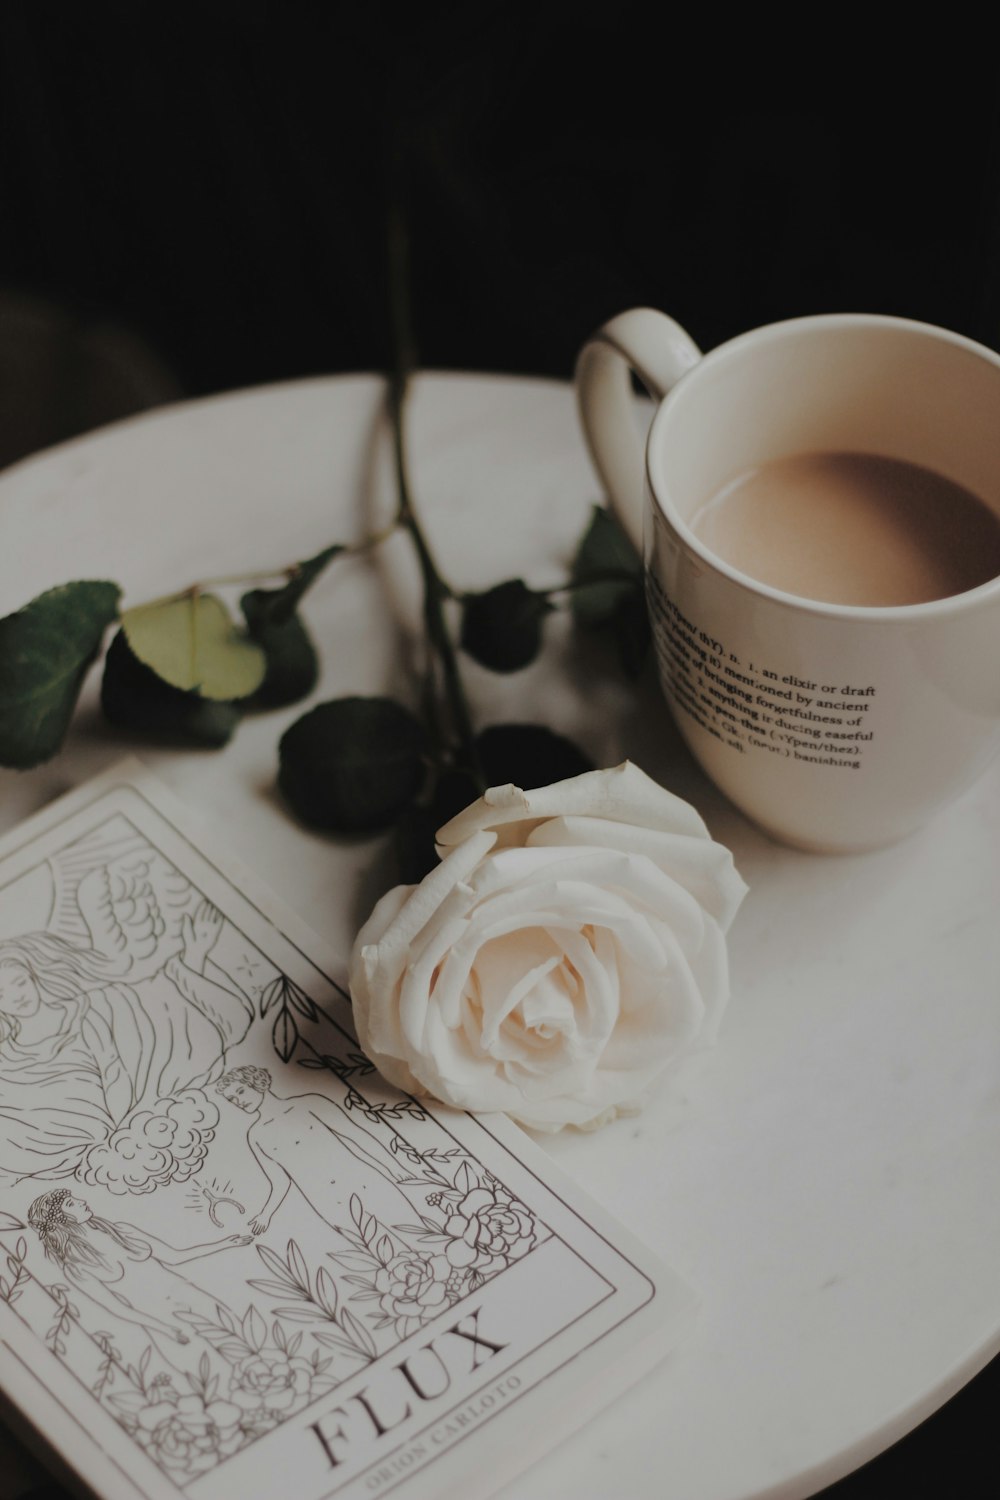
[688,451,1000,608]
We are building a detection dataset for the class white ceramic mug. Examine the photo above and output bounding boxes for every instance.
[576,309,1000,851]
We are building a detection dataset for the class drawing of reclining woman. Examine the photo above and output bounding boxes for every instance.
[0,829,253,1184]
[27,1187,251,1371]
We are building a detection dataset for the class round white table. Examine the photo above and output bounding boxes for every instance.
[1,373,998,1500]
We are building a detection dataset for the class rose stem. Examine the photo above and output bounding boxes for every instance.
[386,193,484,789]
[124,532,393,614]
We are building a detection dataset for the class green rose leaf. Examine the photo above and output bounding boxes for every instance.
[570,505,642,625]
[0,580,121,768]
[570,506,650,675]
[238,543,342,708]
[242,544,343,630]
[121,592,266,701]
[101,631,241,747]
[278,697,428,833]
[240,592,319,709]
[460,579,553,673]
[474,723,594,790]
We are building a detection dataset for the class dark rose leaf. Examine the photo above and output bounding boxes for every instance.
[240,594,320,709]
[243,545,343,629]
[392,804,439,884]
[570,506,642,626]
[278,697,428,834]
[474,724,593,790]
[460,579,553,673]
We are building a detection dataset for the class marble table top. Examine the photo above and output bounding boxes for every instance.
[1,373,998,1500]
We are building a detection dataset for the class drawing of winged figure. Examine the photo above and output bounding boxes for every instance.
[0,816,254,1186]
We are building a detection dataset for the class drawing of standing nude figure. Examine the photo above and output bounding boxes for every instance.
[0,825,254,1186]
[216,1066,419,1235]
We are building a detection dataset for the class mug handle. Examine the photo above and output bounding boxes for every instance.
[575,308,702,551]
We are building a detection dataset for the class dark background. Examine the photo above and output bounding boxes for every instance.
[1,6,998,1496]
[2,8,999,452]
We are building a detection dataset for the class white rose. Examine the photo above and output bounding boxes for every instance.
[349,762,747,1131]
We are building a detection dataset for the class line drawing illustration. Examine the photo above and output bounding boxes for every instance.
[1,1207,338,1481]
[26,1188,251,1363]
[0,821,254,1186]
[186,1179,247,1227]
[0,803,546,1489]
[214,1065,422,1235]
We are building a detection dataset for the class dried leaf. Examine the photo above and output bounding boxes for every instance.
[101,630,240,746]
[122,592,265,700]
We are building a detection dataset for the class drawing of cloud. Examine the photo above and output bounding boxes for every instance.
[81,1089,219,1195]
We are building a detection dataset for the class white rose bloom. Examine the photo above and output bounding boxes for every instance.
[349,761,747,1131]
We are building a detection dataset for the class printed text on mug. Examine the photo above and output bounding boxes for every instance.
[648,577,877,769]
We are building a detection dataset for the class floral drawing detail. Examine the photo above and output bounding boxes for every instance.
[109,1314,336,1480]
[176,1302,336,1397]
[439,1179,536,1274]
[111,1357,245,1480]
[131,1390,246,1478]
[372,1252,453,1339]
[320,1162,543,1341]
[229,1346,321,1422]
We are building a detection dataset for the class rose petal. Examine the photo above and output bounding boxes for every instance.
[436,761,710,849]
[464,843,710,952]
[361,829,496,970]
[526,816,748,928]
